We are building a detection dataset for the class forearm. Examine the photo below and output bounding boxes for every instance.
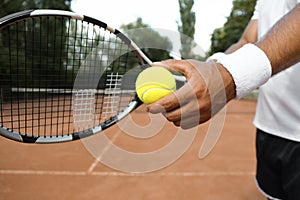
[217,4,300,99]
[256,3,300,75]
[208,20,258,60]
[226,20,258,54]
[225,39,247,54]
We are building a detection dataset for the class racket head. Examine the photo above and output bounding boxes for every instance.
[0,9,150,143]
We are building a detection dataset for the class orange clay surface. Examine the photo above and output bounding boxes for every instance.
[0,100,266,200]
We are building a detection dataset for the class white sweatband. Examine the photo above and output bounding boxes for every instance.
[217,44,272,99]
[206,52,226,62]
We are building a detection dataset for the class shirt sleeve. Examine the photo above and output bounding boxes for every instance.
[251,0,260,20]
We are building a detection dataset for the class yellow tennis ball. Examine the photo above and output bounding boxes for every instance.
[135,66,176,104]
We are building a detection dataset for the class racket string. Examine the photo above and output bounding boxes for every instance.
[102,73,123,117]
[0,15,141,139]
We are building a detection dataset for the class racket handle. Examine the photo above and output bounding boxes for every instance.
[173,74,186,82]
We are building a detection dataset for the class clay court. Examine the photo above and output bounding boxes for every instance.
[0,99,266,200]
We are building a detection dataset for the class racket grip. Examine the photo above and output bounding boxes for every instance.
[173,74,186,82]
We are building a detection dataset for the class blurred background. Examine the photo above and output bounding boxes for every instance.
[0,0,256,59]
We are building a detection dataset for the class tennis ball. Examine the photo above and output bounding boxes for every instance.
[135,66,176,104]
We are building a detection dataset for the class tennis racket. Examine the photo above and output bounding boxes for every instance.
[0,9,185,143]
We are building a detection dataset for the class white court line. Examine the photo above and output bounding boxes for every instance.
[86,119,130,174]
[87,159,100,174]
[0,170,86,176]
[0,169,255,177]
[86,130,122,174]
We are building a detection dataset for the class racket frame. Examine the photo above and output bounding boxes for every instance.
[0,9,147,143]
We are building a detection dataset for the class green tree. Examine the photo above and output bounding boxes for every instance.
[0,0,73,88]
[177,0,196,58]
[121,18,173,62]
[209,0,256,55]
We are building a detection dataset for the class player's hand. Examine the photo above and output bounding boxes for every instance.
[147,59,236,129]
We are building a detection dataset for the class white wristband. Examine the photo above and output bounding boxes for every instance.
[217,44,272,99]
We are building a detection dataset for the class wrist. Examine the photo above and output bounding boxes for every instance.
[217,44,272,99]
[215,63,237,101]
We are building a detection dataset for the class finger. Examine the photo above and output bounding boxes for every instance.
[163,103,182,122]
[170,111,201,130]
[147,79,196,114]
[152,60,195,78]
[173,116,200,130]
[147,91,180,114]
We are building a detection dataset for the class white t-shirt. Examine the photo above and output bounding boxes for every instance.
[252,0,300,141]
